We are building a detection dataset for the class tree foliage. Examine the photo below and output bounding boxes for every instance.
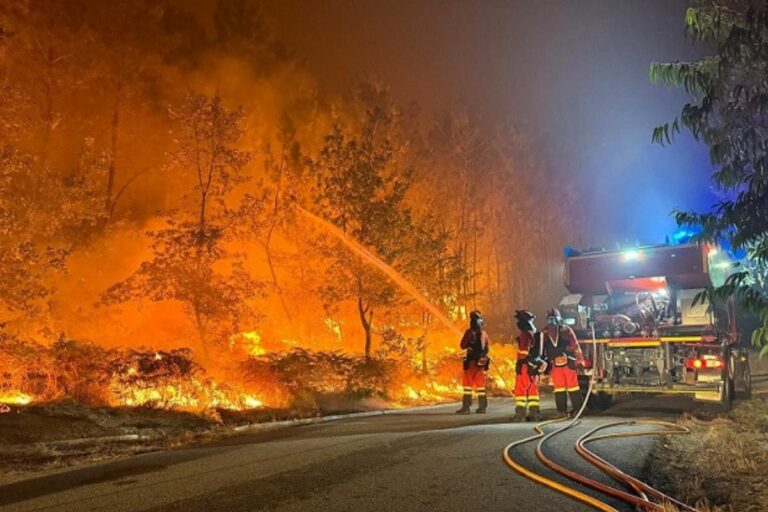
[650,1,768,355]
[308,83,414,358]
[0,1,588,369]
[104,93,262,357]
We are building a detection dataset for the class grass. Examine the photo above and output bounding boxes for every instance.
[646,397,768,512]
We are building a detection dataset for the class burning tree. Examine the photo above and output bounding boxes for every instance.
[426,108,487,312]
[396,217,466,371]
[0,0,594,412]
[309,83,415,359]
[0,134,103,338]
[104,93,262,359]
[419,109,586,329]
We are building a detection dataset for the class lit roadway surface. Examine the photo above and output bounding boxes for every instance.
[1,384,766,512]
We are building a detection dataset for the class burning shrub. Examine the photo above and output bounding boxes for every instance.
[107,347,263,411]
[372,328,475,401]
[345,357,395,398]
[109,348,205,409]
[238,357,292,408]
[430,352,464,390]
[2,335,464,415]
[0,337,261,412]
[269,349,350,395]
[240,349,397,409]
[0,334,113,404]
[50,337,113,405]
[0,334,49,403]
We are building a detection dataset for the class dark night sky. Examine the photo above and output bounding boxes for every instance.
[260,0,716,246]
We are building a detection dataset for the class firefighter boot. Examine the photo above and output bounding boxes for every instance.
[511,405,526,422]
[527,405,541,422]
[554,392,568,418]
[455,395,472,414]
[476,394,488,414]
[569,391,584,418]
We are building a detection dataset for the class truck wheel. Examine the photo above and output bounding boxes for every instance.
[740,362,752,400]
[719,374,734,412]
[717,347,735,412]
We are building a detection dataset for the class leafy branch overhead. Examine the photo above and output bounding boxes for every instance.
[651,2,768,355]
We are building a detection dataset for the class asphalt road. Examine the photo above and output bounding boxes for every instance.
[3,388,738,512]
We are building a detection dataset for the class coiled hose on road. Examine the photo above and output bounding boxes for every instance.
[502,328,698,512]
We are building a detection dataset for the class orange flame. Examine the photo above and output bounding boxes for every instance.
[230,330,266,357]
[0,391,33,405]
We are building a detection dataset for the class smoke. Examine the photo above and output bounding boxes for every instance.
[259,0,716,245]
[1,0,716,364]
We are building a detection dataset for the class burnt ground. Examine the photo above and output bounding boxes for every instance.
[0,400,418,474]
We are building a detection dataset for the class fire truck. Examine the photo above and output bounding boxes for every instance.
[558,243,752,410]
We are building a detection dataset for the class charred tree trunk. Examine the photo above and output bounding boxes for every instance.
[291,225,311,341]
[358,295,374,359]
[494,241,504,314]
[193,303,210,362]
[486,228,494,309]
[421,312,430,374]
[193,127,213,357]
[263,154,294,325]
[105,84,121,222]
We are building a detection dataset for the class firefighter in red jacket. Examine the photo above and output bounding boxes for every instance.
[512,309,542,422]
[456,310,490,414]
[541,308,584,417]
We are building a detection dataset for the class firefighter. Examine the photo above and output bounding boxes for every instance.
[541,308,584,418]
[511,309,542,422]
[456,310,490,414]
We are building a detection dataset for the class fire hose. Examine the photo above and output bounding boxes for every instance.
[502,325,698,512]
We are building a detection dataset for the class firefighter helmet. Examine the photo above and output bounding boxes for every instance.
[469,310,484,330]
[546,308,563,326]
[515,309,536,332]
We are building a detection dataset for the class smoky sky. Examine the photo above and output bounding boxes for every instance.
[259,0,715,246]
